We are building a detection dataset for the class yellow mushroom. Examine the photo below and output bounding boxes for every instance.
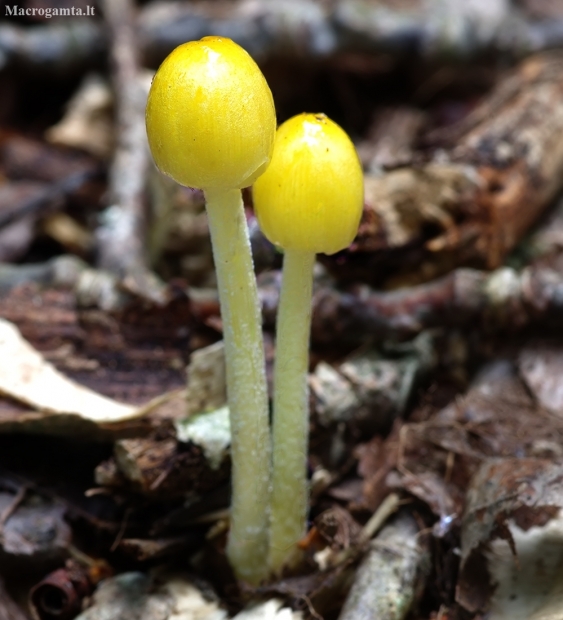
[254,113,363,254]
[146,36,275,191]
[146,36,276,584]
[253,113,364,573]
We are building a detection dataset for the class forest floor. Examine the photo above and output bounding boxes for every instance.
[2,1,563,619]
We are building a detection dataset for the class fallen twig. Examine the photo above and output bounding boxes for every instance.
[338,513,429,620]
[259,262,563,347]
[96,0,164,304]
[0,256,87,294]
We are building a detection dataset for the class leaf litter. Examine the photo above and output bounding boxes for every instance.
[5,6,563,619]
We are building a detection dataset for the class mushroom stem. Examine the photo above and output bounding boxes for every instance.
[204,187,271,584]
[269,248,316,573]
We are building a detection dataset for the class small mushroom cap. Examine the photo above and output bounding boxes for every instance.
[253,113,364,255]
[146,36,276,191]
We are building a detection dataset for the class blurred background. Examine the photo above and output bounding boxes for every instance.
[1,0,562,288]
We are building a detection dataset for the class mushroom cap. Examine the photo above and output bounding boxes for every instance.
[253,113,364,255]
[146,36,276,191]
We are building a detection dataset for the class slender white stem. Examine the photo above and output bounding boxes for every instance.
[204,188,270,584]
[269,248,315,573]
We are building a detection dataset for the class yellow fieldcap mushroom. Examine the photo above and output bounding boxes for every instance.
[146,36,275,191]
[253,113,363,574]
[146,37,275,584]
[253,113,363,255]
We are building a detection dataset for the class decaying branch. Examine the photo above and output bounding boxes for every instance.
[325,52,563,286]
[141,0,562,64]
[96,0,164,303]
[259,262,563,347]
[318,264,563,346]
[2,1,563,74]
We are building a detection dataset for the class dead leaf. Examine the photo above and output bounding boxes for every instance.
[458,458,563,615]
[45,74,114,159]
[519,344,563,415]
[184,340,226,416]
[0,318,139,425]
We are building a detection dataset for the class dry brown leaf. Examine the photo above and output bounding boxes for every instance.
[0,318,139,424]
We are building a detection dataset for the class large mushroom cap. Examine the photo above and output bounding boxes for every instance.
[146,36,276,191]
